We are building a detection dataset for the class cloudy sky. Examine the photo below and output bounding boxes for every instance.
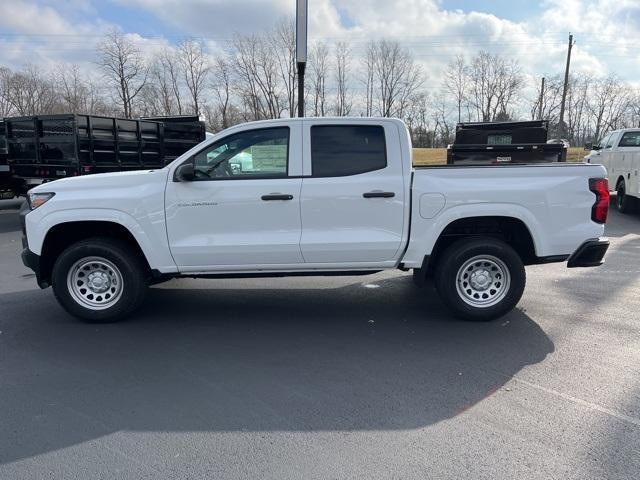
[0,0,638,92]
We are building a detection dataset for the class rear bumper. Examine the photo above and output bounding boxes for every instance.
[567,238,609,268]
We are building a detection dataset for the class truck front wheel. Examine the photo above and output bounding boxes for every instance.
[434,237,526,321]
[51,238,148,323]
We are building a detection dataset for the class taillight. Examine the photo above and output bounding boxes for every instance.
[589,178,609,224]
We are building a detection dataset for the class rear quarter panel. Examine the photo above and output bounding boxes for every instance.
[401,164,607,268]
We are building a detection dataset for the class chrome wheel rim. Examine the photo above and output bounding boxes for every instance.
[455,255,510,308]
[67,256,123,310]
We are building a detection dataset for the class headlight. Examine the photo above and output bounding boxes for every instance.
[28,192,55,210]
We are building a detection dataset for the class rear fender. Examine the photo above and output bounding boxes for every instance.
[402,203,543,268]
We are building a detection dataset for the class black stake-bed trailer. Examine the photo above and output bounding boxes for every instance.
[0,120,24,199]
[446,120,567,165]
[4,114,205,189]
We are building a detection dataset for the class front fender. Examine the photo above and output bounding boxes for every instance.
[25,208,178,273]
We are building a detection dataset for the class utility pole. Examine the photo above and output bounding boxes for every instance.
[296,0,308,118]
[558,34,574,138]
[538,77,545,120]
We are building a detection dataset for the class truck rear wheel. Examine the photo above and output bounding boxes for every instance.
[434,237,525,321]
[616,181,633,214]
[51,238,148,323]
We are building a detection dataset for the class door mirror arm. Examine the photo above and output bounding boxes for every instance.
[174,162,195,182]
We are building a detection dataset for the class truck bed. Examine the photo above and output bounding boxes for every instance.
[403,162,606,267]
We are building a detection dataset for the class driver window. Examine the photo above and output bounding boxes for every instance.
[597,134,610,149]
[192,127,289,179]
[604,134,615,149]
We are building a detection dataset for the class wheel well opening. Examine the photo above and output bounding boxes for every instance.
[429,216,536,271]
[40,221,150,284]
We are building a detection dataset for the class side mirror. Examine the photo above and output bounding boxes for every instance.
[175,163,195,182]
[584,142,592,151]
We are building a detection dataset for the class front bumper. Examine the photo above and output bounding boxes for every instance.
[19,201,47,288]
[21,247,45,286]
[567,238,609,268]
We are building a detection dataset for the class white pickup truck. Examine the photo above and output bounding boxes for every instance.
[20,118,610,323]
[585,128,640,213]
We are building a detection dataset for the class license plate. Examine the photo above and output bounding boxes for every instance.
[0,165,9,172]
[496,157,512,163]
[56,170,67,176]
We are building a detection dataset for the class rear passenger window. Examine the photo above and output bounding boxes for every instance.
[311,125,387,177]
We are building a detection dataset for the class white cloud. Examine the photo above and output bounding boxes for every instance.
[0,0,112,69]
[0,0,637,102]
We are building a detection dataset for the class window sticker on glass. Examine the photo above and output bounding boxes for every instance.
[193,127,289,179]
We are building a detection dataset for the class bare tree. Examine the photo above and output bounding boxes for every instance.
[97,29,148,118]
[431,92,453,146]
[529,75,563,124]
[84,79,111,116]
[364,42,376,116]
[231,32,283,120]
[136,83,164,116]
[333,41,352,116]
[0,67,14,117]
[363,39,425,118]
[630,89,640,128]
[149,61,174,116]
[151,48,183,115]
[269,18,297,118]
[442,55,468,123]
[309,41,329,117]
[468,51,523,121]
[589,75,631,140]
[566,74,592,143]
[4,65,58,115]
[55,64,91,113]
[211,56,241,130]
[179,39,210,117]
[404,92,432,147]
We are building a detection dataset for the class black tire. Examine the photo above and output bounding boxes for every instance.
[51,238,148,323]
[616,181,632,214]
[434,237,526,322]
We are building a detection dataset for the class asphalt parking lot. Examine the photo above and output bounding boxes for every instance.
[0,198,639,479]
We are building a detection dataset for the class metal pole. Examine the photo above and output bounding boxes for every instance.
[296,0,308,118]
[297,62,306,118]
[558,34,574,138]
[538,77,545,120]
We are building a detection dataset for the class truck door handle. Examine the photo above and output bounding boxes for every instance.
[363,191,395,198]
[261,193,293,201]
